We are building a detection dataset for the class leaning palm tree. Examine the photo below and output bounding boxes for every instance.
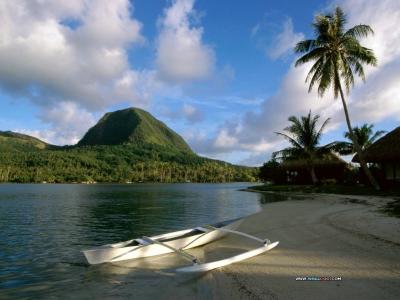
[294,7,380,190]
[336,124,386,155]
[272,111,334,184]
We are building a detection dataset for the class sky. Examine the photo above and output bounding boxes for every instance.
[0,0,399,166]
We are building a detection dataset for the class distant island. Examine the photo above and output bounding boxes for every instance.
[0,108,257,183]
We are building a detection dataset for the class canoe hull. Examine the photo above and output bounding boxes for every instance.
[83,218,243,265]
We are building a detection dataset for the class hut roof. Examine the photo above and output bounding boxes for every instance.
[282,152,348,169]
[353,126,400,163]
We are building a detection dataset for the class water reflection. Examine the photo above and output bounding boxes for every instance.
[258,191,307,204]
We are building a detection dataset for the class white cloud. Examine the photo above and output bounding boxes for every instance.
[266,18,304,60]
[17,101,96,145]
[159,103,204,124]
[252,16,304,61]
[214,129,238,149]
[155,0,215,83]
[182,103,203,123]
[0,0,146,111]
[339,0,400,68]
[113,70,165,108]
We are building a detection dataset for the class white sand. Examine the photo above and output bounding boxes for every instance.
[207,193,400,299]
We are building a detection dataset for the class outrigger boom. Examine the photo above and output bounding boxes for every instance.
[82,218,279,273]
[141,236,199,264]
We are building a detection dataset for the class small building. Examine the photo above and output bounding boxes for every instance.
[352,126,400,183]
[260,153,350,184]
[280,154,350,184]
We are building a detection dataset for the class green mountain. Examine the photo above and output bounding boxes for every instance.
[0,107,257,183]
[78,108,193,153]
[0,130,52,151]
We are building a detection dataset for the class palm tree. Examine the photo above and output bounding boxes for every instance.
[273,111,334,184]
[336,124,386,155]
[294,7,380,190]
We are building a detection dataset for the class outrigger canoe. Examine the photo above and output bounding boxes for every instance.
[82,218,279,273]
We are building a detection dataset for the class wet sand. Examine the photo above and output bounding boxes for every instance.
[209,193,400,299]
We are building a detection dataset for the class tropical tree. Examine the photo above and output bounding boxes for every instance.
[272,111,334,184]
[294,7,380,189]
[336,124,386,155]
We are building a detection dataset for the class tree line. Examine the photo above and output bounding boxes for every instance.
[0,144,257,183]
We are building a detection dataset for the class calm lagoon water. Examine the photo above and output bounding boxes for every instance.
[0,183,271,299]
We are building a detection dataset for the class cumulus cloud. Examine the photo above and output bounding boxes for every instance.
[182,103,204,123]
[192,0,400,166]
[0,0,146,111]
[155,0,215,83]
[266,18,304,60]
[159,103,204,124]
[114,70,165,108]
[17,101,96,145]
[252,16,304,60]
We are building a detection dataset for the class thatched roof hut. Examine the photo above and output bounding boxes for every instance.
[353,127,400,183]
[283,153,348,168]
[353,126,400,163]
[279,153,350,184]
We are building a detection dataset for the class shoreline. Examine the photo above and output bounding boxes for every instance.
[208,192,400,299]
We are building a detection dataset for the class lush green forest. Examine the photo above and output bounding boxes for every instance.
[0,143,257,183]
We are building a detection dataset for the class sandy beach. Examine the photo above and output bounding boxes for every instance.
[207,192,400,299]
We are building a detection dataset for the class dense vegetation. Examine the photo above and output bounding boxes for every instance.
[78,107,193,153]
[272,111,337,184]
[0,143,257,183]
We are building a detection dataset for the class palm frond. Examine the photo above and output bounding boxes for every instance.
[342,123,385,152]
[343,38,377,66]
[317,56,335,97]
[329,141,353,155]
[274,111,331,162]
[295,47,326,67]
[315,117,331,142]
[369,130,386,143]
[272,147,303,160]
[338,53,355,93]
[344,24,374,39]
[333,7,347,36]
[313,15,331,42]
[294,39,319,53]
[275,132,303,149]
[306,58,326,92]
[346,56,365,81]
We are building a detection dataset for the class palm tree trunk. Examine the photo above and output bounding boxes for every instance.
[336,81,380,190]
[310,165,318,184]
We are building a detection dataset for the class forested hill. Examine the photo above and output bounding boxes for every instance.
[0,108,257,183]
[0,131,52,151]
[78,108,193,153]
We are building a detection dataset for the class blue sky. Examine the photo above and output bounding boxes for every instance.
[0,0,399,165]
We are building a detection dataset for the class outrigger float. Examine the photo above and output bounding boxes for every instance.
[82,218,279,273]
